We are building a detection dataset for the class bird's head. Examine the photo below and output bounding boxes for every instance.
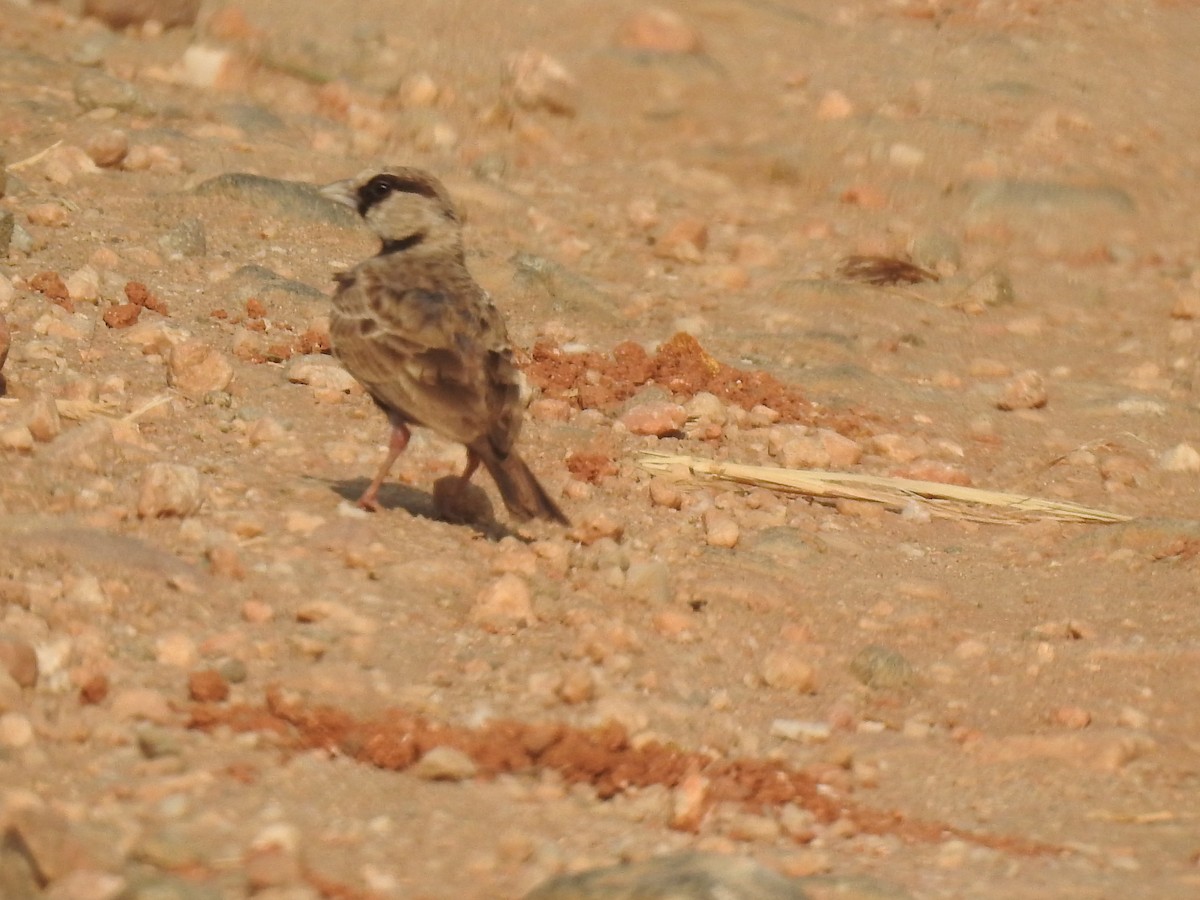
[321,167,462,256]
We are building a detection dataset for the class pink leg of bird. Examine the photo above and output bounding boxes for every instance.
[460,449,480,484]
[357,422,411,511]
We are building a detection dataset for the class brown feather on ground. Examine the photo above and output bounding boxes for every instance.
[838,255,940,286]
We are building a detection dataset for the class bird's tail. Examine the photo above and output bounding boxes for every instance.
[476,447,570,525]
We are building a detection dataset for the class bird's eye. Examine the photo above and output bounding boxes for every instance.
[367,177,393,199]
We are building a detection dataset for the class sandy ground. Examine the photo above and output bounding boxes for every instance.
[3,1,1200,898]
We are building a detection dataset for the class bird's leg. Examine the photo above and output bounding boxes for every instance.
[357,422,411,511]
[460,448,481,484]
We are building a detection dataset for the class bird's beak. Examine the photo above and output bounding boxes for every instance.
[319,179,357,210]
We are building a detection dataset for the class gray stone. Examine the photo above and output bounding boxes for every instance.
[849,645,916,691]
[909,229,962,274]
[511,253,617,324]
[214,103,287,134]
[625,560,672,604]
[214,656,248,684]
[137,727,183,759]
[966,179,1134,217]
[73,70,144,112]
[192,173,358,226]
[0,517,209,587]
[9,222,32,255]
[158,217,206,258]
[222,264,327,304]
[523,852,809,900]
[69,33,116,67]
[0,210,12,255]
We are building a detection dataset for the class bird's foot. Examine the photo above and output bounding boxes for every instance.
[355,491,382,512]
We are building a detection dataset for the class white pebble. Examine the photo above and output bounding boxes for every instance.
[1159,443,1200,472]
[411,746,478,781]
[285,355,361,394]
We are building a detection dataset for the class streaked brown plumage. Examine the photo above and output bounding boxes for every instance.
[320,167,568,525]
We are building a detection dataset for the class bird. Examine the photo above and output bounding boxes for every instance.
[319,166,569,525]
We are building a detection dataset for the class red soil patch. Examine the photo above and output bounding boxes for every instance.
[190,688,1062,859]
[522,333,876,436]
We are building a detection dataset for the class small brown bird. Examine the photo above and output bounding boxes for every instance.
[320,167,568,525]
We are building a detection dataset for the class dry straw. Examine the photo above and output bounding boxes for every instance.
[638,451,1131,525]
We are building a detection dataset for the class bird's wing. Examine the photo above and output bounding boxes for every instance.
[331,266,522,451]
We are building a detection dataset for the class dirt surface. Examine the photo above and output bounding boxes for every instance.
[3,1,1200,898]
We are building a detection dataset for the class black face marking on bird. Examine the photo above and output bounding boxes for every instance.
[355,173,443,217]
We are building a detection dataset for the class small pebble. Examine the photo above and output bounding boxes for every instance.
[816,89,854,120]
[624,561,671,604]
[670,773,710,832]
[770,719,831,743]
[870,433,928,463]
[154,633,197,668]
[703,509,739,548]
[396,71,440,107]
[179,44,240,89]
[760,649,817,693]
[85,128,129,168]
[849,645,916,690]
[614,8,703,54]
[618,401,687,437]
[655,219,708,264]
[65,265,101,302]
[24,394,62,443]
[470,574,535,633]
[1,422,36,451]
[1170,290,1200,320]
[27,203,71,227]
[0,637,39,688]
[648,478,683,509]
[286,355,360,394]
[507,50,577,116]
[188,669,229,702]
[1053,706,1092,729]
[411,745,478,781]
[242,600,275,623]
[568,507,625,545]
[996,370,1048,411]
[168,340,234,397]
[137,462,204,518]
[73,69,142,111]
[1159,443,1200,472]
[80,674,109,705]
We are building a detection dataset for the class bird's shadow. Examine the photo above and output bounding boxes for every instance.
[324,477,520,541]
